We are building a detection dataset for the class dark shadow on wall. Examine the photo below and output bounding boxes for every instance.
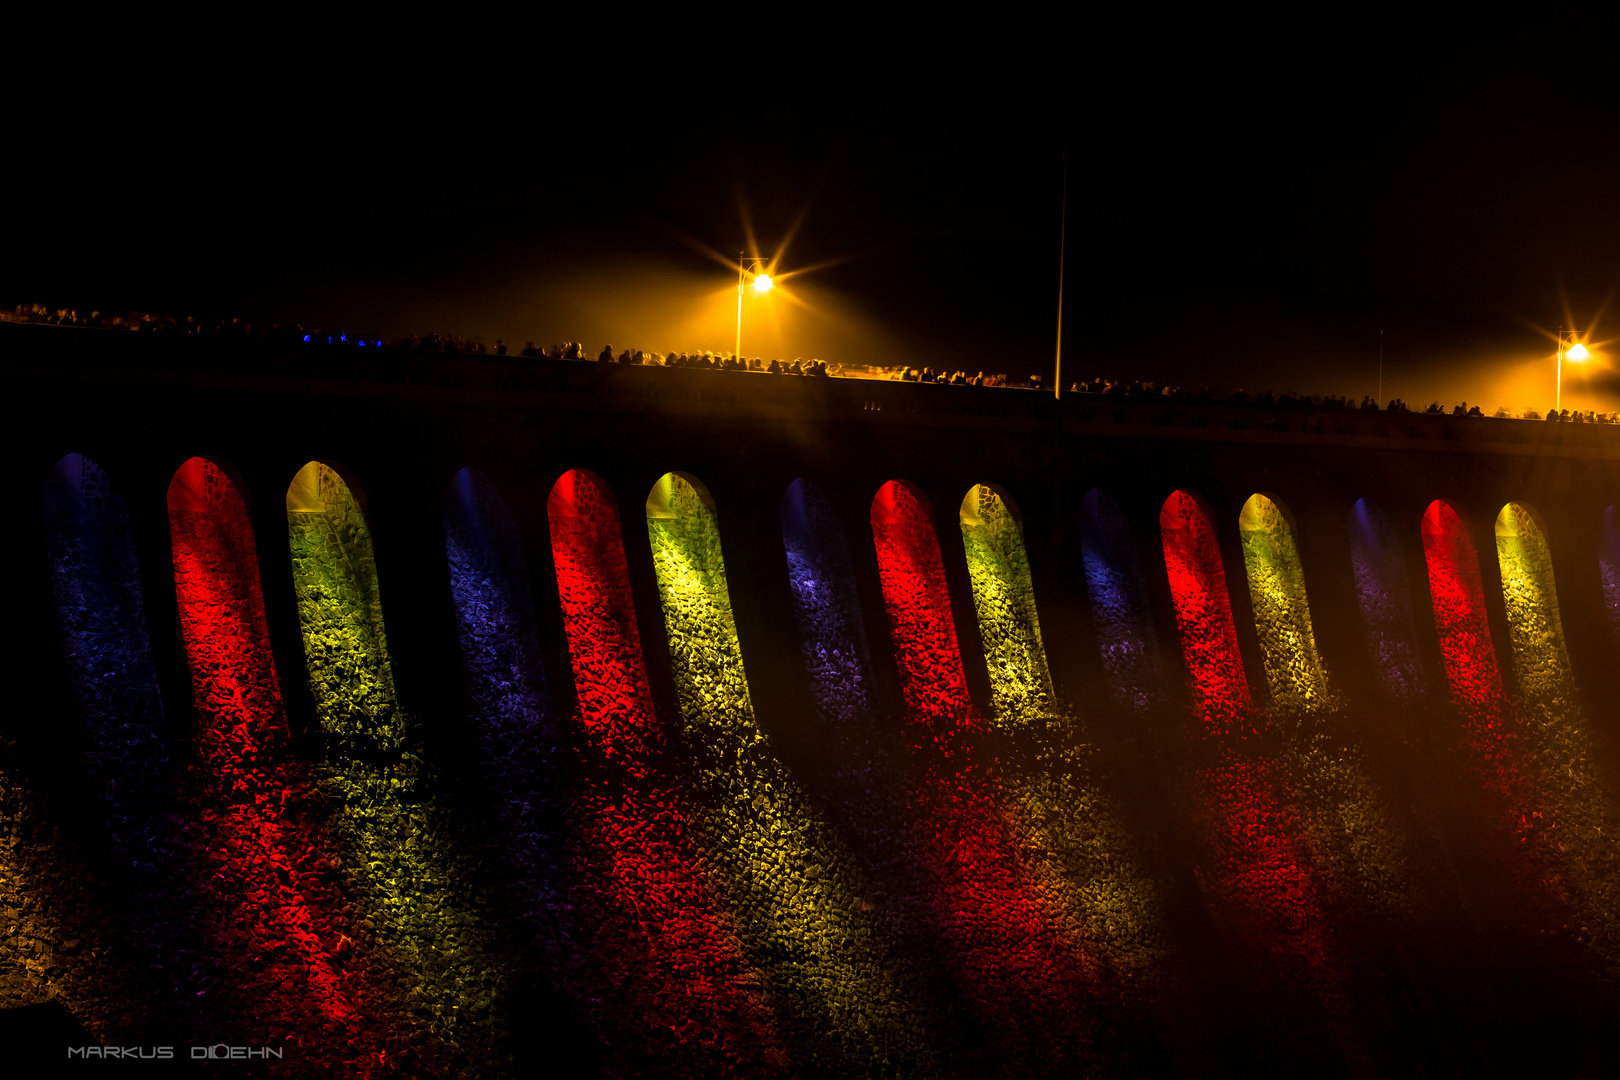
[43,454,171,871]
[1078,488,1169,718]
[647,469,949,1076]
[778,478,986,1063]
[1604,505,1620,650]
[780,478,879,732]
[443,467,592,1072]
[1347,498,1429,703]
[34,453,211,1043]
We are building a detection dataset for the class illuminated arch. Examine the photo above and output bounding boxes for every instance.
[287,460,502,1047]
[1603,506,1620,648]
[1420,500,1503,714]
[780,478,877,725]
[1486,507,1620,968]
[874,481,1137,1058]
[168,456,287,755]
[1346,498,1425,701]
[1495,502,1578,715]
[444,466,552,741]
[1244,496,1418,921]
[286,457,368,513]
[1237,493,1331,713]
[42,452,168,859]
[1159,489,1250,727]
[645,471,752,733]
[959,483,1052,725]
[44,453,163,723]
[542,470,790,1065]
[548,468,660,747]
[805,479,1108,1058]
[1496,503,1620,972]
[871,480,972,726]
[1160,487,1344,997]
[646,471,928,1064]
[170,455,375,1032]
[1077,488,1166,713]
[285,460,400,754]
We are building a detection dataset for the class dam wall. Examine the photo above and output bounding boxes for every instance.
[4,322,1620,1075]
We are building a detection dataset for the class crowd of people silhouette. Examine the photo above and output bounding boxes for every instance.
[6,303,1617,423]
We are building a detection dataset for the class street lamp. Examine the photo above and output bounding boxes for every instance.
[1556,327,1590,413]
[735,253,771,360]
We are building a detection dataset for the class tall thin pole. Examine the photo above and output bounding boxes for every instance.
[1049,143,1069,568]
[1377,329,1383,405]
[1053,145,1068,400]
[1557,326,1563,414]
[735,251,745,360]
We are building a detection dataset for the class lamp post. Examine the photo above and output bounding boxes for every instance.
[1053,145,1067,400]
[735,253,772,360]
[1556,327,1591,413]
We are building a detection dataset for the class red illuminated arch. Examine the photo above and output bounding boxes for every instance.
[547,468,658,748]
[167,455,286,749]
[167,454,377,1036]
[1162,488,1345,1000]
[1160,489,1250,728]
[871,480,971,726]
[1420,499,1503,714]
[546,467,786,1065]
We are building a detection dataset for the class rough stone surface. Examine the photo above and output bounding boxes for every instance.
[1237,494,1332,715]
[288,461,503,1076]
[1239,494,1415,925]
[11,450,1620,1074]
[1603,506,1620,648]
[1077,489,1167,715]
[171,456,388,1074]
[871,480,1166,1073]
[648,472,937,1077]
[1493,502,1620,977]
[1346,498,1427,702]
[1160,490,1349,1019]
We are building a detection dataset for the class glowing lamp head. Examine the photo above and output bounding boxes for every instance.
[752,274,773,293]
[1567,342,1591,362]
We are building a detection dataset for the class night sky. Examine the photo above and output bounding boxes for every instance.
[8,34,1618,412]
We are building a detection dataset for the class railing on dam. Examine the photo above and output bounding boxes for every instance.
[6,324,1620,1076]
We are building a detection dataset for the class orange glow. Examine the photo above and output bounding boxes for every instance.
[752,274,774,293]
[1567,342,1591,361]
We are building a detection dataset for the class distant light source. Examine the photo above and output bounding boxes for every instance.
[752,274,774,293]
[1557,328,1592,411]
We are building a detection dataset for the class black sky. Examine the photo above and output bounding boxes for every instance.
[7,31,1619,410]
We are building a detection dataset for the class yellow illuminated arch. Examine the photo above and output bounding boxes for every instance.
[1495,502,1577,712]
[1237,492,1332,713]
[959,483,1053,725]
